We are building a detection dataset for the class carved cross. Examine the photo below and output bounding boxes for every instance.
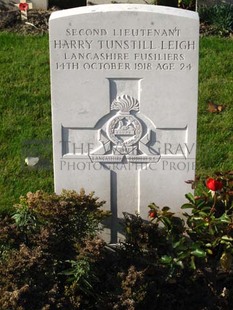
[60,78,188,243]
[15,0,33,20]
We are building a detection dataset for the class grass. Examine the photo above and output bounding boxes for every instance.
[197,36,233,175]
[0,33,53,213]
[0,32,232,212]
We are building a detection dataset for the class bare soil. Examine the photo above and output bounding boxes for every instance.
[0,7,231,37]
[0,8,58,35]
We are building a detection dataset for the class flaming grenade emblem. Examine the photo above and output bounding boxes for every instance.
[106,95,143,155]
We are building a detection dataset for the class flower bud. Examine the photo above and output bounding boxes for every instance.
[206,178,223,191]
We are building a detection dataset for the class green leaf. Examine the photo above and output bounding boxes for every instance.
[199,206,211,212]
[190,256,196,270]
[197,201,208,209]
[181,203,193,209]
[178,251,189,260]
[173,240,183,249]
[148,203,158,210]
[218,214,231,223]
[192,216,203,221]
[191,249,206,258]
[199,211,209,217]
[174,259,184,268]
[161,255,173,264]
[161,216,172,229]
[162,206,170,212]
[221,235,233,242]
[185,193,195,204]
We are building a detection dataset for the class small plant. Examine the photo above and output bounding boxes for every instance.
[0,190,108,309]
[121,171,233,308]
[182,172,233,269]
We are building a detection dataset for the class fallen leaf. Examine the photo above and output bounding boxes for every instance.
[207,102,225,113]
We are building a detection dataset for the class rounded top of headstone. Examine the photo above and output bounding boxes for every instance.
[49,4,199,22]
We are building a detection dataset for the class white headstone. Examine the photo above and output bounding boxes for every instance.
[49,4,199,243]
[87,0,149,5]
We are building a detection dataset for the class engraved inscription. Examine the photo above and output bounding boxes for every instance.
[52,26,195,72]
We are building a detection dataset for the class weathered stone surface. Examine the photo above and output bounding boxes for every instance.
[87,0,149,5]
[50,4,199,243]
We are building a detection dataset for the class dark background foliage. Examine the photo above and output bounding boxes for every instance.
[49,0,86,9]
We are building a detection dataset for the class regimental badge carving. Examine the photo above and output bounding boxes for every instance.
[107,95,143,155]
[90,94,161,164]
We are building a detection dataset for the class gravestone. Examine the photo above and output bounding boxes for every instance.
[87,1,178,6]
[49,4,199,243]
[87,0,148,5]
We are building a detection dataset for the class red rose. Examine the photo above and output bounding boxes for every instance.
[206,178,223,191]
[148,210,157,219]
[19,3,29,11]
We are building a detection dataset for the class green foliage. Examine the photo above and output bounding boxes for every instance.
[12,199,38,232]
[182,172,233,271]
[119,172,233,308]
[0,190,108,309]
[0,175,233,308]
[199,4,233,36]
[153,0,195,9]
[178,0,195,10]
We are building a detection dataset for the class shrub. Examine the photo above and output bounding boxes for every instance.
[64,171,233,309]
[199,4,233,36]
[0,172,233,309]
[119,171,233,309]
[0,190,108,309]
